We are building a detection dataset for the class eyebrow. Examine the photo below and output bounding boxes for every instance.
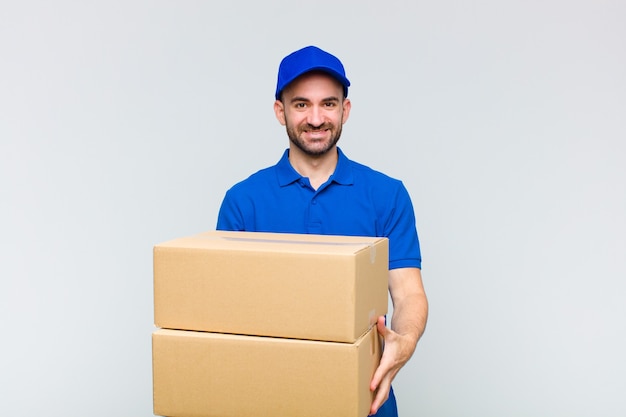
[289,96,341,104]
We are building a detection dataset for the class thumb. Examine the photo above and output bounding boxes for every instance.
[376,316,387,339]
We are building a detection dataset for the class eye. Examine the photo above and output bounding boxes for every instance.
[294,102,307,109]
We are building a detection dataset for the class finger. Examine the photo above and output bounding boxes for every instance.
[370,366,382,392]
[376,316,387,338]
[370,377,391,415]
[370,348,392,391]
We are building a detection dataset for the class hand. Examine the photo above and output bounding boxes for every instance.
[369,267,428,415]
[369,316,416,415]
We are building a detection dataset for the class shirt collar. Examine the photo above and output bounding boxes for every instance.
[331,147,354,185]
[276,149,301,186]
[275,147,354,187]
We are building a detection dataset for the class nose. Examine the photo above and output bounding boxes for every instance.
[306,105,324,128]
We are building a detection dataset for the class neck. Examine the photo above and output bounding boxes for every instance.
[288,146,338,190]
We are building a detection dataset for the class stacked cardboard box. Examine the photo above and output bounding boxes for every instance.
[152,230,389,417]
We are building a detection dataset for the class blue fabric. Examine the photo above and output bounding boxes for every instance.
[217,147,421,270]
[375,386,398,417]
[216,147,420,416]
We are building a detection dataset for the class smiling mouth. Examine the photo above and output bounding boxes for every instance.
[305,130,329,139]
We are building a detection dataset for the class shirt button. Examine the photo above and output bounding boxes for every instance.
[312,199,317,205]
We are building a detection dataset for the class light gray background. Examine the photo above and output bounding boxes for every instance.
[1,1,625,416]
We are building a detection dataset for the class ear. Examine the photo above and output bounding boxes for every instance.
[274,100,286,126]
[341,98,352,125]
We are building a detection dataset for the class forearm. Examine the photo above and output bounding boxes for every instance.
[391,292,428,356]
[389,268,429,359]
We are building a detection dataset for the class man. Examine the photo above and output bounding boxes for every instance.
[217,45,428,417]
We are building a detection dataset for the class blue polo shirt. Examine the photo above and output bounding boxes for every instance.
[217,147,421,270]
[216,147,419,416]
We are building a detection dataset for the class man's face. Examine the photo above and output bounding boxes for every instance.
[274,72,351,157]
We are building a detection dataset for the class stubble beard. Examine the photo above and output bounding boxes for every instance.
[285,119,343,157]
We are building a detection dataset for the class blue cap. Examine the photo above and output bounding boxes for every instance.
[275,46,351,100]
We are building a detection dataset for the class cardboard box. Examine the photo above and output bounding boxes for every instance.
[152,327,381,417]
[154,231,388,343]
